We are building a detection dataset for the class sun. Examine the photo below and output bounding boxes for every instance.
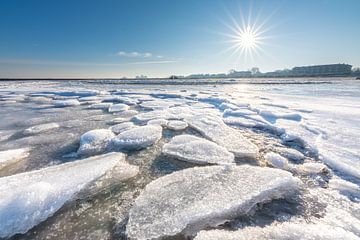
[237,26,258,49]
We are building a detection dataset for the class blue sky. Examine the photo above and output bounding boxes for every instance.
[0,0,359,78]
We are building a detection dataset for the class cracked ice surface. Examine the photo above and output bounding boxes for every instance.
[126,165,300,239]
[162,134,235,165]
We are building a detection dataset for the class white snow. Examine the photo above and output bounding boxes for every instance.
[53,99,80,107]
[126,165,301,239]
[112,109,138,118]
[112,125,162,151]
[166,120,188,131]
[194,222,359,240]
[108,103,129,113]
[264,152,289,170]
[0,152,134,239]
[77,129,115,156]
[278,148,305,162]
[162,135,235,165]
[109,122,135,134]
[186,114,259,159]
[23,123,60,135]
[0,148,30,169]
[147,119,169,127]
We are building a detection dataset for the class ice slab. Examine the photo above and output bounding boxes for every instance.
[166,120,188,131]
[278,148,305,162]
[186,114,259,159]
[108,103,130,113]
[162,135,234,165]
[112,125,162,151]
[194,222,359,240]
[113,110,139,118]
[23,123,60,136]
[126,165,300,239]
[0,152,133,238]
[109,122,135,134]
[88,102,113,110]
[147,119,169,127]
[0,148,30,169]
[77,129,115,156]
[53,99,80,107]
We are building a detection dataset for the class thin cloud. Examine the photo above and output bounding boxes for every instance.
[116,51,153,58]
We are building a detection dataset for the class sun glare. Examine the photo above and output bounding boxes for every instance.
[218,6,274,63]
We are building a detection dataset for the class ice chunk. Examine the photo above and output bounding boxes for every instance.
[264,152,289,170]
[223,108,257,117]
[77,129,115,156]
[162,135,234,165]
[108,103,129,113]
[53,99,80,107]
[278,148,305,162]
[126,165,300,239]
[329,178,360,201]
[194,222,359,240]
[166,120,188,131]
[113,109,139,118]
[140,100,176,110]
[259,110,302,122]
[186,115,259,159]
[112,125,162,151]
[23,123,60,136]
[0,152,134,238]
[88,102,113,110]
[223,116,257,128]
[0,148,30,169]
[109,122,135,134]
[296,162,329,175]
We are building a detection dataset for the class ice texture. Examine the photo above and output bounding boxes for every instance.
[162,135,235,165]
[0,148,30,169]
[23,123,60,135]
[88,102,113,110]
[126,165,300,239]
[194,222,359,240]
[0,152,133,238]
[77,129,115,156]
[186,114,259,158]
[108,103,130,113]
[112,125,162,151]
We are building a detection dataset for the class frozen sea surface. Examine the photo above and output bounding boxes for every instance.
[0,78,359,239]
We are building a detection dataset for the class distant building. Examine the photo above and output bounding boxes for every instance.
[291,64,352,77]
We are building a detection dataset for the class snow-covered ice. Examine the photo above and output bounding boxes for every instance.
[0,152,135,238]
[166,120,188,131]
[112,125,162,151]
[53,99,80,107]
[77,129,115,156]
[162,134,235,165]
[126,165,301,239]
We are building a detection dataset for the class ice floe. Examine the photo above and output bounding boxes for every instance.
[23,123,60,135]
[112,125,162,151]
[88,102,113,110]
[77,129,115,156]
[108,103,130,113]
[0,148,30,169]
[278,148,305,162]
[126,165,301,239]
[53,99,80,107]
[0,152,134,238]
[186,114,259,159]
[162,135,235,165]
[194,222,359,240]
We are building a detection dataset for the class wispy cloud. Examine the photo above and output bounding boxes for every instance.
[116,51,153,58]
[115,51,165,59]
